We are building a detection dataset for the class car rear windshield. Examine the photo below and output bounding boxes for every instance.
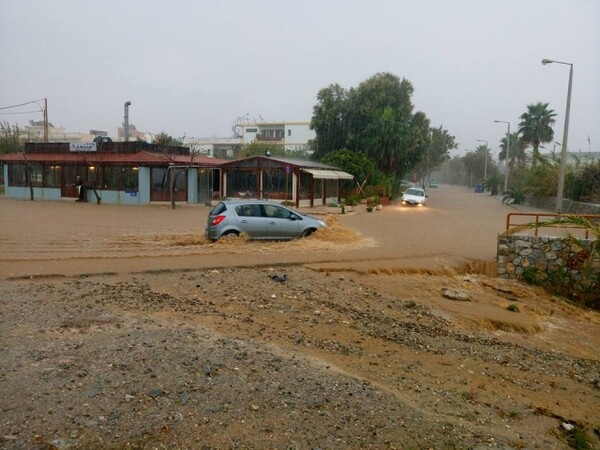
[210,202,227,215]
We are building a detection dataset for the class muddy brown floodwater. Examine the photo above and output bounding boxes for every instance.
[0,185,599,449]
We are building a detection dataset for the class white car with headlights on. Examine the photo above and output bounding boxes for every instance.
[401,187,427,206]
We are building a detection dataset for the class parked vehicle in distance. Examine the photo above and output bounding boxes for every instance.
[401,187,427,206]
[428,179,438,188]
[206,200,327,241]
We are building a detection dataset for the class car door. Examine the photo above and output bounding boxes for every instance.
[234,204,267,238]
[263,204,300,239]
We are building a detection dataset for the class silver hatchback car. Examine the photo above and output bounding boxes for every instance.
[206,200,327,241]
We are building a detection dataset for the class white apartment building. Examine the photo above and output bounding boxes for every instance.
[235,121,315,152]
[183,120,315,159]
[23,121,103,143]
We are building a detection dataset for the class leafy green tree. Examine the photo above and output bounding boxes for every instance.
[404,111,432,178]
[524,156,559,199]
[415,126,454,187]
[239,143,283,158]
[152,132,183,147]
[362,106,406,175]
[0,122,25,155]
[311,72,432,183]
[238,143,312,160]
[518,102,556,167]
[570,160,600,203]
[346,73,418,176]
[348,73,414,133]
[462,144,491,186]
[462,150,483,187]
[322,148,375,182]
[310,83,349,159]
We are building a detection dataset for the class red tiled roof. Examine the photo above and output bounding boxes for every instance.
[0,151,227,167]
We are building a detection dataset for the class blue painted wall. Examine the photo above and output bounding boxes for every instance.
[188,168,198,203]
[1,165,199,205]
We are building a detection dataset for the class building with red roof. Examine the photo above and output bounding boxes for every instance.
[1,142,354,208]
[0,141,224,205]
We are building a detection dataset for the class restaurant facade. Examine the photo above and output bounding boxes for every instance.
[1,143,354,207]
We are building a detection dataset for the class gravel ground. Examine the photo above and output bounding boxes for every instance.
[1,267,599,449]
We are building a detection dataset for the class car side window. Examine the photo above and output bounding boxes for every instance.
[276,206,292,219]
[236,204,261,217]
[264,205,290,219]
[263,205,277,218]
[251,205,262,216]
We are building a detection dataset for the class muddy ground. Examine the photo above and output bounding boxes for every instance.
[0,186,599,449]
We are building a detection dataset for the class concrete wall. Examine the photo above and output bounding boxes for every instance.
[96,190,142,205]
[188,168,198,204]
[3,186,62,201]
[526,195,600,214]
[284,123,315,147]
[138,167,151,205]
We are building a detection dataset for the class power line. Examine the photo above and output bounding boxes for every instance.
[0,110,42,115]
[0,99,45,111]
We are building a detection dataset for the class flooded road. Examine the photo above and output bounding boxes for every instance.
[0,185,519,279]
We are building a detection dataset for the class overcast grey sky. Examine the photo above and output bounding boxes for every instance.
[1,0,598,156]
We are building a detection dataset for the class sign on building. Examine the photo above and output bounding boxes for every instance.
[69,142,97,152]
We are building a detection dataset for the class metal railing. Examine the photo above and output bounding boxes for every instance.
[505,212,600,239]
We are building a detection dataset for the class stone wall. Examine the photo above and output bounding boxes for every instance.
[497,234,597,280]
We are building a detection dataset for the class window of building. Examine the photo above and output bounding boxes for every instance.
[226,169,258,196]
[288,129,291,137]
[246,128,257,133]
[123,167,139,191]
[30,165,43,187]
[63,166,86,188]
[44,166,62,188]
[103,166,122,190]
[8,164,27,187]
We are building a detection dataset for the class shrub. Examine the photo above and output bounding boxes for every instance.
[502,185,526,205]
[345,195,360,206]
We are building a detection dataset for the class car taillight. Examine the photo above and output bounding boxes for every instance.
[211,215,226,226]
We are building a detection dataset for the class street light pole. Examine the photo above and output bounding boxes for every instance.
[476,139,488,180]
[494,120,511,192]
[542,58,573,213]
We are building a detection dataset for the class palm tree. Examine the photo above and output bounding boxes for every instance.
[483,171,503,195]
[498,132,528,169]
[518,102,556,167]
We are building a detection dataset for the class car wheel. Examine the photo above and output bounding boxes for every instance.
[300,228,316,238]
[221,230,240,239]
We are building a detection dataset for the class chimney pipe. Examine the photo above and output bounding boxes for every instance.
[124,101,131,142]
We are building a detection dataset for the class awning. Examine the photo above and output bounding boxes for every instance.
[302,169,354,180]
